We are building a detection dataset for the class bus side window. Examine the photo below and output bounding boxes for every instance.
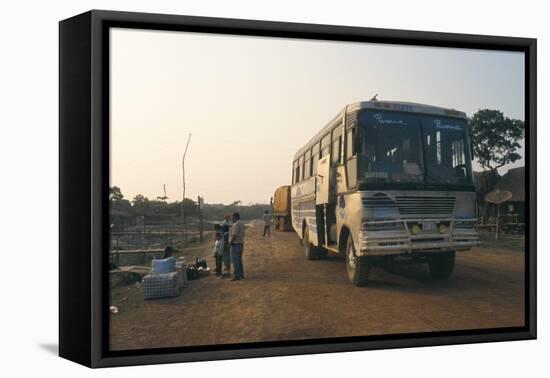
[304,150,312,179]
[332,127,342,165]
[321,134,330,158]
[312,143,320,175]
[346,127,358,188]
[299,155,305,181]
[346,127,356,159]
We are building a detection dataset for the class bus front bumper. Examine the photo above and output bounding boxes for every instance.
[358,218,479,256]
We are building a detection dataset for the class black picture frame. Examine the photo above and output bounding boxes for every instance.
[59,9,537,368]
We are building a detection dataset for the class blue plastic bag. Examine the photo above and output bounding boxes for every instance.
[151,256,176,274]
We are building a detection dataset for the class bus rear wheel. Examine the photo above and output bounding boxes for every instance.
[345,235,371,286]
[428,251,455,280]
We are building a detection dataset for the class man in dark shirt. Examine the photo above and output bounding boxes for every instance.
[229,212,246,281]
[220,214,231,278]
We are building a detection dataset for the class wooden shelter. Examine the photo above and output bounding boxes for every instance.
[493,166,525,223]
[473,170,501,222]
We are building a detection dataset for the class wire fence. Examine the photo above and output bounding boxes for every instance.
[110,224,202,252]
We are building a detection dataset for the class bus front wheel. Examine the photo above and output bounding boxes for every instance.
[303,226,318,260]
[345,235,371,286]
[428,251,455,280]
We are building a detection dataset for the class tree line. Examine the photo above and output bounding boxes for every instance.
[109,187,270,227]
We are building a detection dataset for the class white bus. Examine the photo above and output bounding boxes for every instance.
[290,100,479,286]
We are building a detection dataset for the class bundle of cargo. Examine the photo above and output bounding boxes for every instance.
[151,256,176,274]
[143,272,180,300]
[143,256,181,300]
[175,257,187,289]
[184,257,210,281]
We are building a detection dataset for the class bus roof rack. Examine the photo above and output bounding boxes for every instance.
[347,100,467,119]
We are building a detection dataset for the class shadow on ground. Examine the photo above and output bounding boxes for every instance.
[38,343,58,355]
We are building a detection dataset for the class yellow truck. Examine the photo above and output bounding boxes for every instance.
[273,185,292,231]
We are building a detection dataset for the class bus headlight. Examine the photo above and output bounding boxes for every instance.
[439,224,446,234]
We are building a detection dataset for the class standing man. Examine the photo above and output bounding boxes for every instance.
[229,212,246,281]
[220,214,231,278]
[212,224,224,276]
[263,209,272,237]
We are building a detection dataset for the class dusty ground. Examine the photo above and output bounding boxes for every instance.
[110,223,525,351]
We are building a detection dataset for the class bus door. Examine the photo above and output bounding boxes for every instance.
[316,155,332,246]
[316,155,330,205]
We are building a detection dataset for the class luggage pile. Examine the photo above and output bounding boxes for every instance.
[175,258,188,288]
[143,271,179,300]
[142,256,209,300]
[185,257,210,280]
[143,256,187,300]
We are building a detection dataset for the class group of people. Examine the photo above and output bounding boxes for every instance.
[212,210,273,281]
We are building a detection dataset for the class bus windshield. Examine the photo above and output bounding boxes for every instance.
[357,110,473,186]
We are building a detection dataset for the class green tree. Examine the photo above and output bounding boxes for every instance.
[132,194,150,216]
[468,109,524,173]
[109,186,124,202]
[468,109,524,222]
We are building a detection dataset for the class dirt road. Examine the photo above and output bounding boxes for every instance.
[110,222,525,351]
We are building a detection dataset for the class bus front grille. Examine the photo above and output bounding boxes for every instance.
[361,195,396,208]
[395,196,456,216]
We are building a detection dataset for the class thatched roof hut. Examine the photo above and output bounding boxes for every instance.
[473,170,501,200]
[494,166,525,203]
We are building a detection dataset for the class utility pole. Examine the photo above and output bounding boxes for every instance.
[181,134,192,236]
[198,195,204,243]
[157,184,169,202]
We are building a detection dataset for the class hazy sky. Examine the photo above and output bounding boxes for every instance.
[110,28,525,205]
